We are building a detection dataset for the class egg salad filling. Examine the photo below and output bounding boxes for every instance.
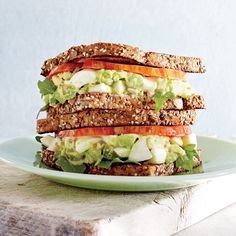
[35,133,199,173]
[38,69,195,108]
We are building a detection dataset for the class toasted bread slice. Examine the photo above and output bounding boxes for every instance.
[88,158,201,176]
[41,147,201,176]
[47,94,205,117]
[41,42,205,76]
[37,109,196,134]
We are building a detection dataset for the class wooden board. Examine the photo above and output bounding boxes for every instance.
[0,161,235,236]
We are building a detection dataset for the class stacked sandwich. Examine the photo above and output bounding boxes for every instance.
[36,42,205,176]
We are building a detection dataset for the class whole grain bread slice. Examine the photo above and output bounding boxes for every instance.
[41,147,201,176]
[37,109,197,134]
[47,94,205,117]
[41,42,205,76]
[88,158,201,176]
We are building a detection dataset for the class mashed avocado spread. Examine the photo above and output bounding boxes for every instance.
[35,134,199,172]
[38,69,195,108]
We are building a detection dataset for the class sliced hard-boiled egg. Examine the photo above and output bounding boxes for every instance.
[41,135,55,148]
[75,137,101,153]
[41,135,60,151]
[129,138,151,162]
[114,147,130,157]
[142,78,157,92]
[47,138,61,152]
[88,83,112,93]
[65,69,97,88]
[182,133,197,148]
[170,137,183,146]
[149,147,167,164]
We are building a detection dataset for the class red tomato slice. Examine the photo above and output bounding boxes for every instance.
[82,60,186,80]
[48,63,82,80]
[56,126,191,138]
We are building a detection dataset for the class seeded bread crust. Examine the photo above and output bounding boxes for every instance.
[47,94,205,117]
[41,147,201,176]
[37,109,196,134]
[88,158,201,176]
[41,42,206,76]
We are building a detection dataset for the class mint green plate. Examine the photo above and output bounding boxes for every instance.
[0,136,236,192]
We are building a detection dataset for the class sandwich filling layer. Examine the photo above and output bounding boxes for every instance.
[36,132,200,173]
[38,69,195,108]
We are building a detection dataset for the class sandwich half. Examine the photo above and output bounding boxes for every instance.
[35,42,205,176]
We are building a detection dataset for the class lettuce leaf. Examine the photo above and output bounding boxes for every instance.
[33,151,42,167]
[36,104,49,118]
[102,145,114,160]
[84,148,103,165]
[97,158,140,169]
[38,79,57,96]
[55,157,86,173]
[154,91,175,112]
[35,136,43,143]
[175,144,198,171]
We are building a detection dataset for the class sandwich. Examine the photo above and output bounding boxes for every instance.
[35,42,206,176]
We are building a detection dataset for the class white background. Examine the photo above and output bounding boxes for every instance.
[0,0,236,139]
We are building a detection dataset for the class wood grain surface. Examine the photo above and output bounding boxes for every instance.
[0,161,235,236]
